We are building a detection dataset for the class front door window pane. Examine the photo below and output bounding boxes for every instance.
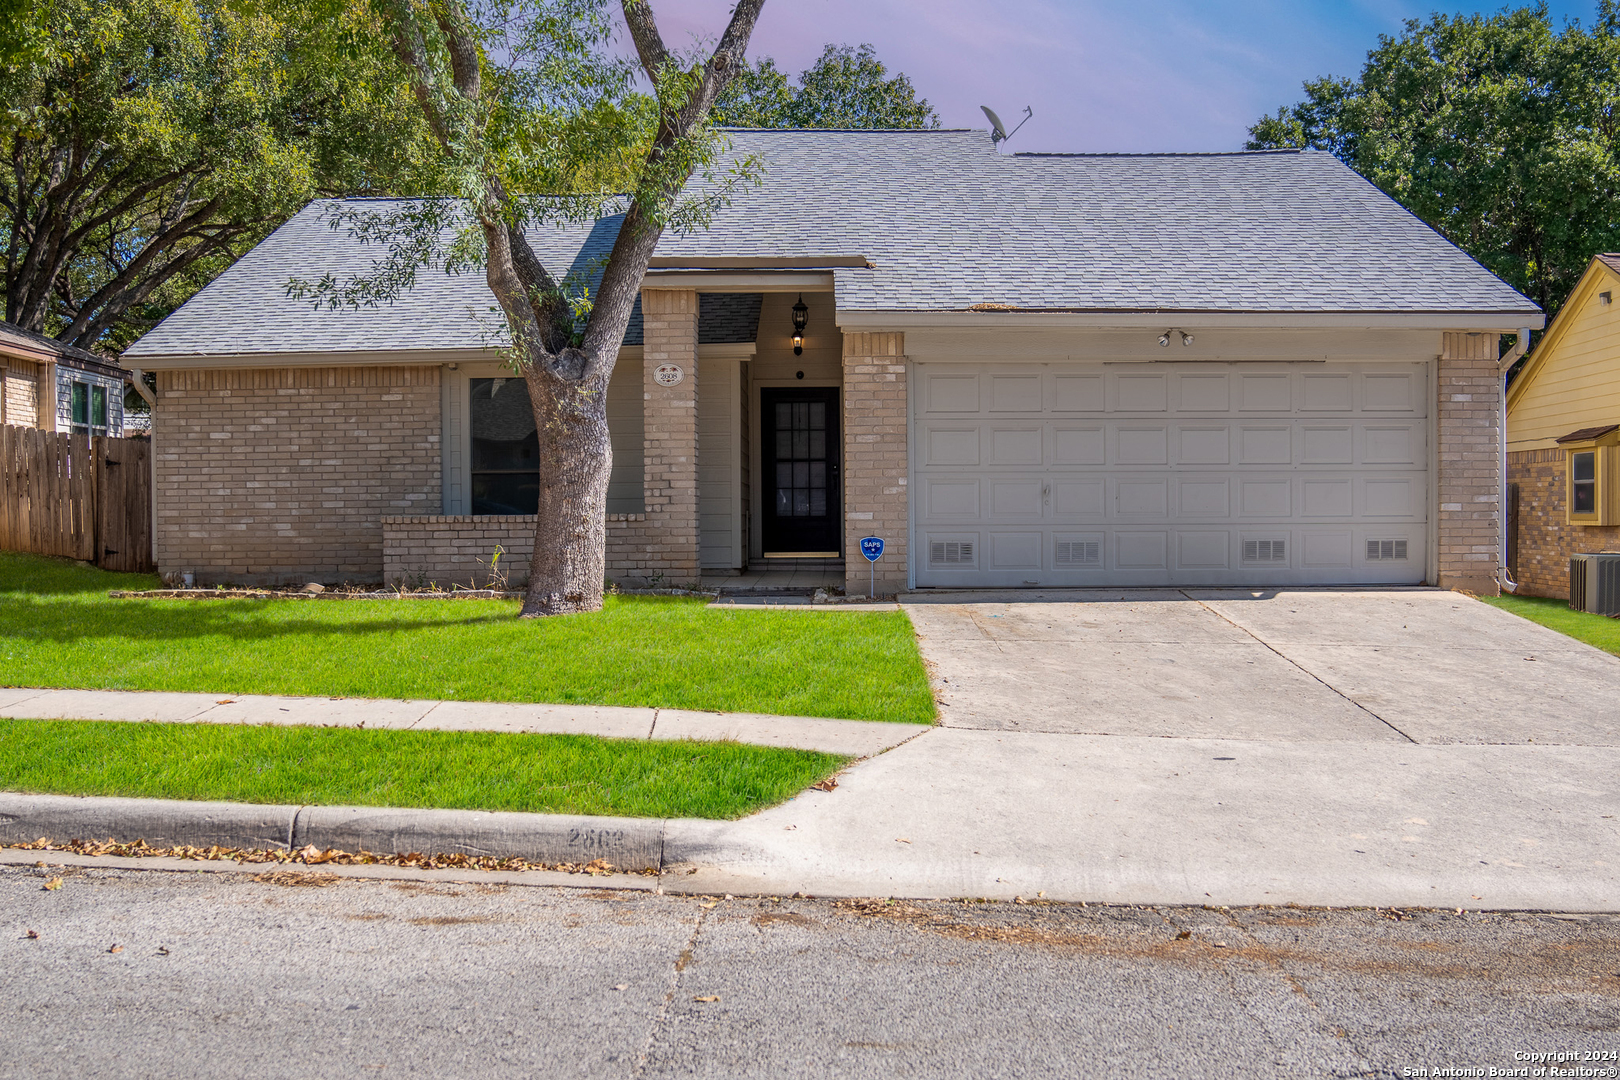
[470,377,539,514]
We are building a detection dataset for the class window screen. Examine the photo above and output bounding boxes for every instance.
[1573,451,1597,515]
[470,377,539,515]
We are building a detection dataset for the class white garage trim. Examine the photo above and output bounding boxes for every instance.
[910,361,1431,588]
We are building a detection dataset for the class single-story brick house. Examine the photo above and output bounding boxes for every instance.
[1505,253,1620,598]
[2,320,128,436]
[121,129,1542,595]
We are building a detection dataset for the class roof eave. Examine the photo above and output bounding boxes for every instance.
[835,309,1545,333]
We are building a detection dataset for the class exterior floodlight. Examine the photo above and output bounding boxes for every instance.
[791,294,809,355]
[1158,332,1170,347]
[1181,331,1194,346]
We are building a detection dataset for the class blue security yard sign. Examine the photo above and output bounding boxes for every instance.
[859,536,884,598]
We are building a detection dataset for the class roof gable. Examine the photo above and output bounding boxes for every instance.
[1505,255,1620,450]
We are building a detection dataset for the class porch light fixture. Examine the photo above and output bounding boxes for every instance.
[791,294,809,355]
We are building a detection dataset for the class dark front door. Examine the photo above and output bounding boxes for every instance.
[761,387,841,556]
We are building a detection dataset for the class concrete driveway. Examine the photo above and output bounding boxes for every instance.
[678,589,1620,910]
[906,588,1620,746]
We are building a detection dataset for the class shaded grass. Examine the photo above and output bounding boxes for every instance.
[0,553,935,723]
[0,718,846,820]
[1482,593,1620,655]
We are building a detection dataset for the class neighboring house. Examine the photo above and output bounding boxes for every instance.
[1,320,128,436]
[1505,254,1620,599]
[121,130,1541,594]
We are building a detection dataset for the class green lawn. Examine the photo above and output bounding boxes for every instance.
[0,553,934,723]
[1483,593,1620,655]
[0,717,844,820]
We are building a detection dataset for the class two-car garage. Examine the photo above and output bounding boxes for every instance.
[910,360,1431,588]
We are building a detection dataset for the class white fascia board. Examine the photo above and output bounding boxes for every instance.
[617,343,756,360]
[641,271,834,293]
[117,347,503,371]
[834,310,1546,333]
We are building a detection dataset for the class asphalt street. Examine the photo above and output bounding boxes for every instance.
[5,864,1619,1079]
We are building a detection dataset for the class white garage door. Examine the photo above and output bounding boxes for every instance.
[912,362,1429,588]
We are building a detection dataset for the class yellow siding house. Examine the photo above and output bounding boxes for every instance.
[1506,254,1620,597]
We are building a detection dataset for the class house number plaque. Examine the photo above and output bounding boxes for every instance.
[654,364,685,387]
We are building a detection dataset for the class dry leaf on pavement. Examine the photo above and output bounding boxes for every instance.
[42,877,62,891]
[108,945,122,954]
[24,930,38,940]
[810,777,838,792]
[693,995,720,1003]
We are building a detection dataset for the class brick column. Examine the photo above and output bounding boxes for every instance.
[1437,331,1501,595]
[639,288,700,583]
[843,331,908,597]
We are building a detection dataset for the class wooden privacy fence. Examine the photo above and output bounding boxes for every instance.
[0,424,153,572]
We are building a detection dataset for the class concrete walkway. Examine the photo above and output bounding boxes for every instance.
[668,590,1620,909]
[0,687,923,758]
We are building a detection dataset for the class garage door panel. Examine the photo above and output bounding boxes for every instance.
[925,427,981,466]
[912,361,1429,587]
[1361,372,1421,412]
[1052,478,1106,518]
[1117,427,1169,465]
[1116,532,1169,569]
[1054,426,1106,464]
[990,479,1043,517]
[923,372,980,413]
[1302,373,1353,411]
[1178,479,1230,516]
[1052,373,1104,412]
[989,532,1042,570]
[1116,478,1169,516]
[1240,427,1292,464]
[925,478,981,519]
[1177,426,1231,465]
[990,374,1043,412]
[1301,426,1354,464]
[1114,373,1168,411]
[1239,373,1293,411]
[989,426,1043,465]
[1176,372,1231,411]
[1177,531,1230,569]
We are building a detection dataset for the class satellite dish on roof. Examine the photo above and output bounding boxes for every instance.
[981,105,1033,147]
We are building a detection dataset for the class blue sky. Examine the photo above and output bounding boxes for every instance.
[648,1,1600,152]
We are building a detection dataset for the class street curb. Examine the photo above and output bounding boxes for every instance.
[0,793,668,871]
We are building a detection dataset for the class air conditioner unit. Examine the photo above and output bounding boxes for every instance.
[1569,553,1620,614]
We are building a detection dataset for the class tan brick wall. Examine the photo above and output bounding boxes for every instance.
[637,288,700,582]
[1437,332,1502,594]
[156,366,440,585]
[1507,447,1620,600]
[843,331,908,596]
[2,359,41,427]
[382,513,649,588]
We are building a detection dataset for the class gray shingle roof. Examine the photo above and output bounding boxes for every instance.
[126,130,1538,359]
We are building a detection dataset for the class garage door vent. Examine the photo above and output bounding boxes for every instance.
[1055,540,1101,565]
[1243,539,1286,563]
[930,541,974,566]
[1366,539,1408,561]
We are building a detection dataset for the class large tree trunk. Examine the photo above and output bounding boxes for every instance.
[521,365,613,616]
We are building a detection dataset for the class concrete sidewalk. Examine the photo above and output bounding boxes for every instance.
[0,687,924,758]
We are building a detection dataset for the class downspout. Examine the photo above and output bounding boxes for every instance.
[1496,329,1533,593]
[126,369,158,572]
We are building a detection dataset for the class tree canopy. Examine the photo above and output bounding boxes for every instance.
[713,43,937,129]
[0,0,432,353]
[1247,2,1620,320]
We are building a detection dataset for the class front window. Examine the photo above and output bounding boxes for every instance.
[469,377,538,514]
[1573,451,1597,515]
[69,381,109,436]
